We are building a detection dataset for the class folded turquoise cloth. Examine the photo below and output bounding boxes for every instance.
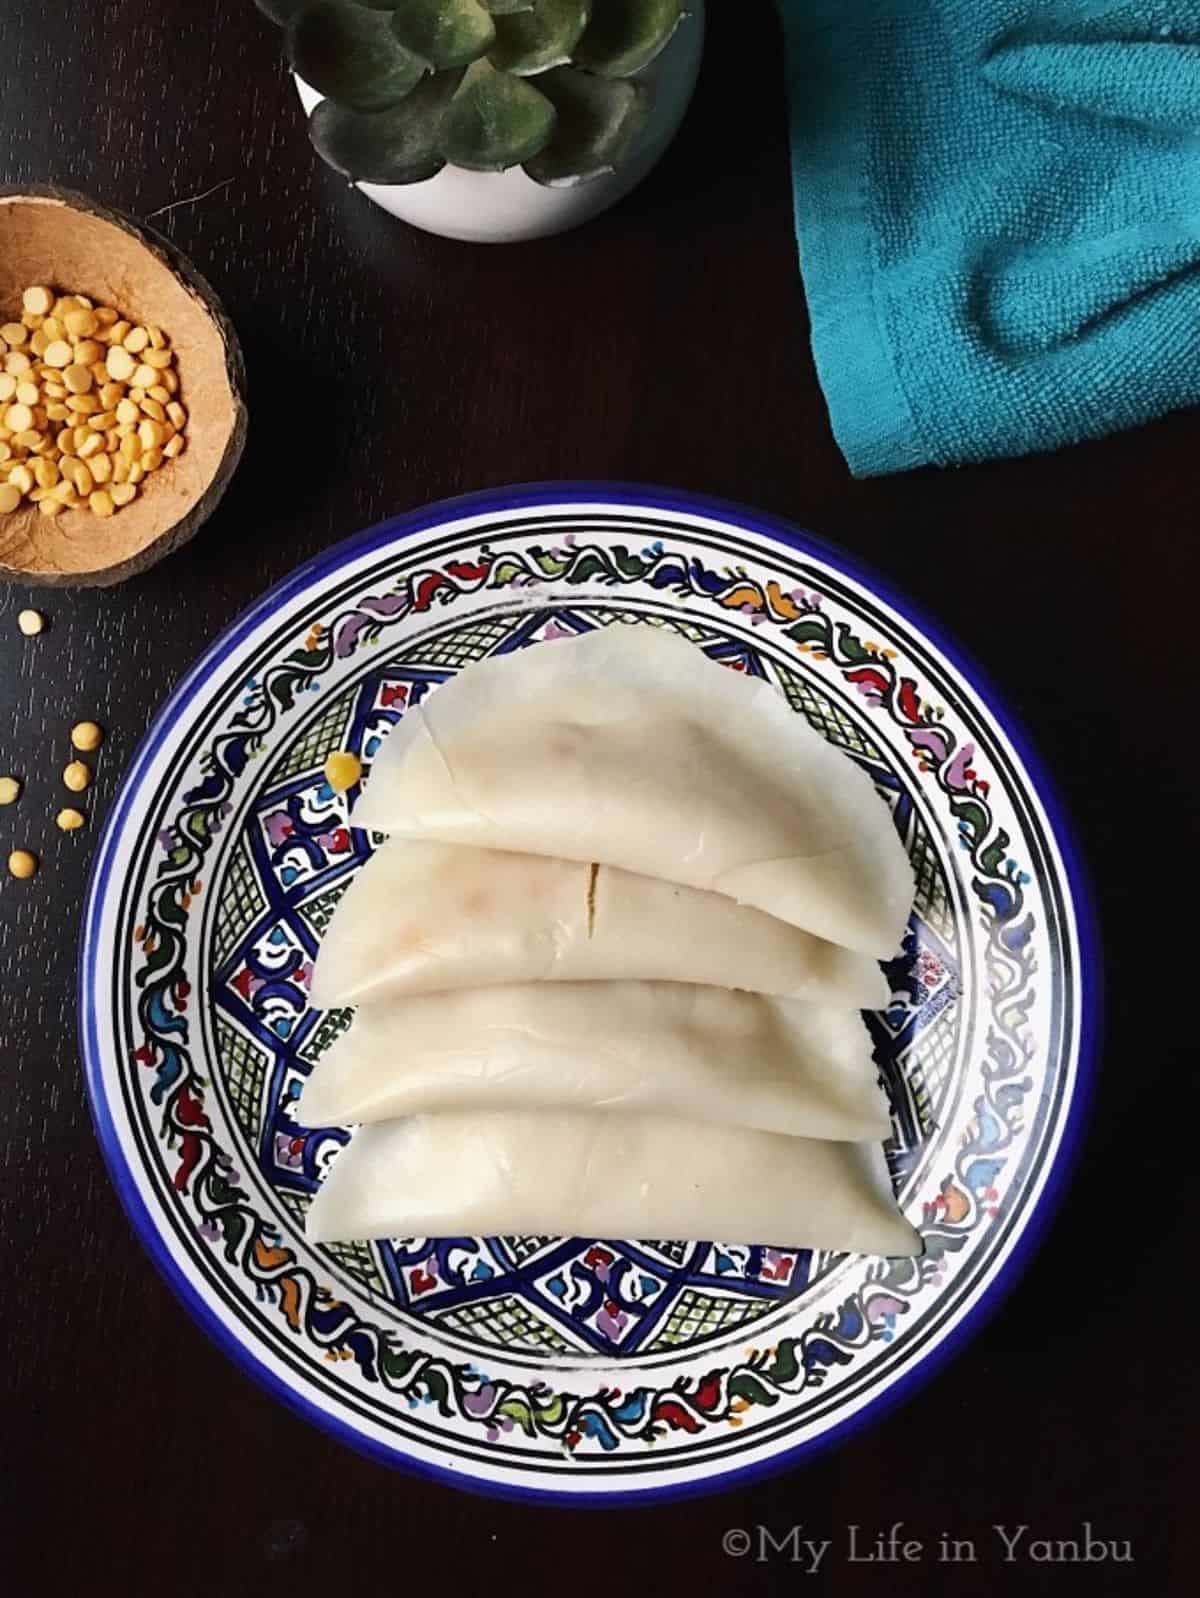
[782,0,1200,475]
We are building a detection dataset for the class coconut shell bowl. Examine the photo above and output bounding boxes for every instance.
[0,186,247,587]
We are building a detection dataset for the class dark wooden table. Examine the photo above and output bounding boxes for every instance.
[1,2,1193,1592]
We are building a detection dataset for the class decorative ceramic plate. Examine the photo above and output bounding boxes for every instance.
[81,486,1094,1503]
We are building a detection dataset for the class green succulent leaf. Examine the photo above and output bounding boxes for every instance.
[575,0,685,78]
[440,57,556,170]
[287,2,428,113]
[523,66,645,184]
[309,70,465,183]
[480,0,533,11]
[390,0,497,70]
[488,0,591,77]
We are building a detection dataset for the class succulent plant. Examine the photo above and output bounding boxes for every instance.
[255,1,688,187]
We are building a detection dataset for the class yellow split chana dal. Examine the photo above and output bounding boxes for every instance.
[323,751,363,793]
[71,720,104,752]
[0,285,188,520]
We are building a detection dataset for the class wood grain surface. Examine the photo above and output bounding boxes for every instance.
[1,2,1194,1593]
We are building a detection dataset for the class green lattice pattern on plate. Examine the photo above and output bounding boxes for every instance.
[906,1067,936,1144]
[277,1190,388,1296]
[324,1237,388,1298]
[904,1003,960,1127]
[277,1190,307,1227]
[589,607,715,646]
[773,659,882,760]
[214,1014,272,1144]
[298,1005,353,1065]
[639,1238,690,1266]
[297,880,353,943]
[211,840,266,972]
[646,1289,778,1351]
[500,1235,557,1264]
[275,696,353,781]
[911,824,955,942]
[432,1295,578,1356]
[398,615,522,671]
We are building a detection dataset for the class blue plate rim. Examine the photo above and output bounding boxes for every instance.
[78,481,1102,1506]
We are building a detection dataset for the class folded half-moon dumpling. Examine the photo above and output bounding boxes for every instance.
[305,1110,921,1256]
[300,982,892,1140]
[353,626,913,958]
[309,838,888,1009]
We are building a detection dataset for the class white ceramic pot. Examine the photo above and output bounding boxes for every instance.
[295,3,705,244]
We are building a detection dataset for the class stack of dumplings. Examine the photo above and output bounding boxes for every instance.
[302,626,921,1259]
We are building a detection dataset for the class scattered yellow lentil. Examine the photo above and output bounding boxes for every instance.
[323,751,363,793]
[0,776,21,805]
[17,608,45,636]
[7,849,38,879]
[63,759,92,792]
[71,720,105,752]
[56,807,86,832]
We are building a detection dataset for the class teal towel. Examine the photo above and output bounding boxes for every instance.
[782,0,1200,475]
